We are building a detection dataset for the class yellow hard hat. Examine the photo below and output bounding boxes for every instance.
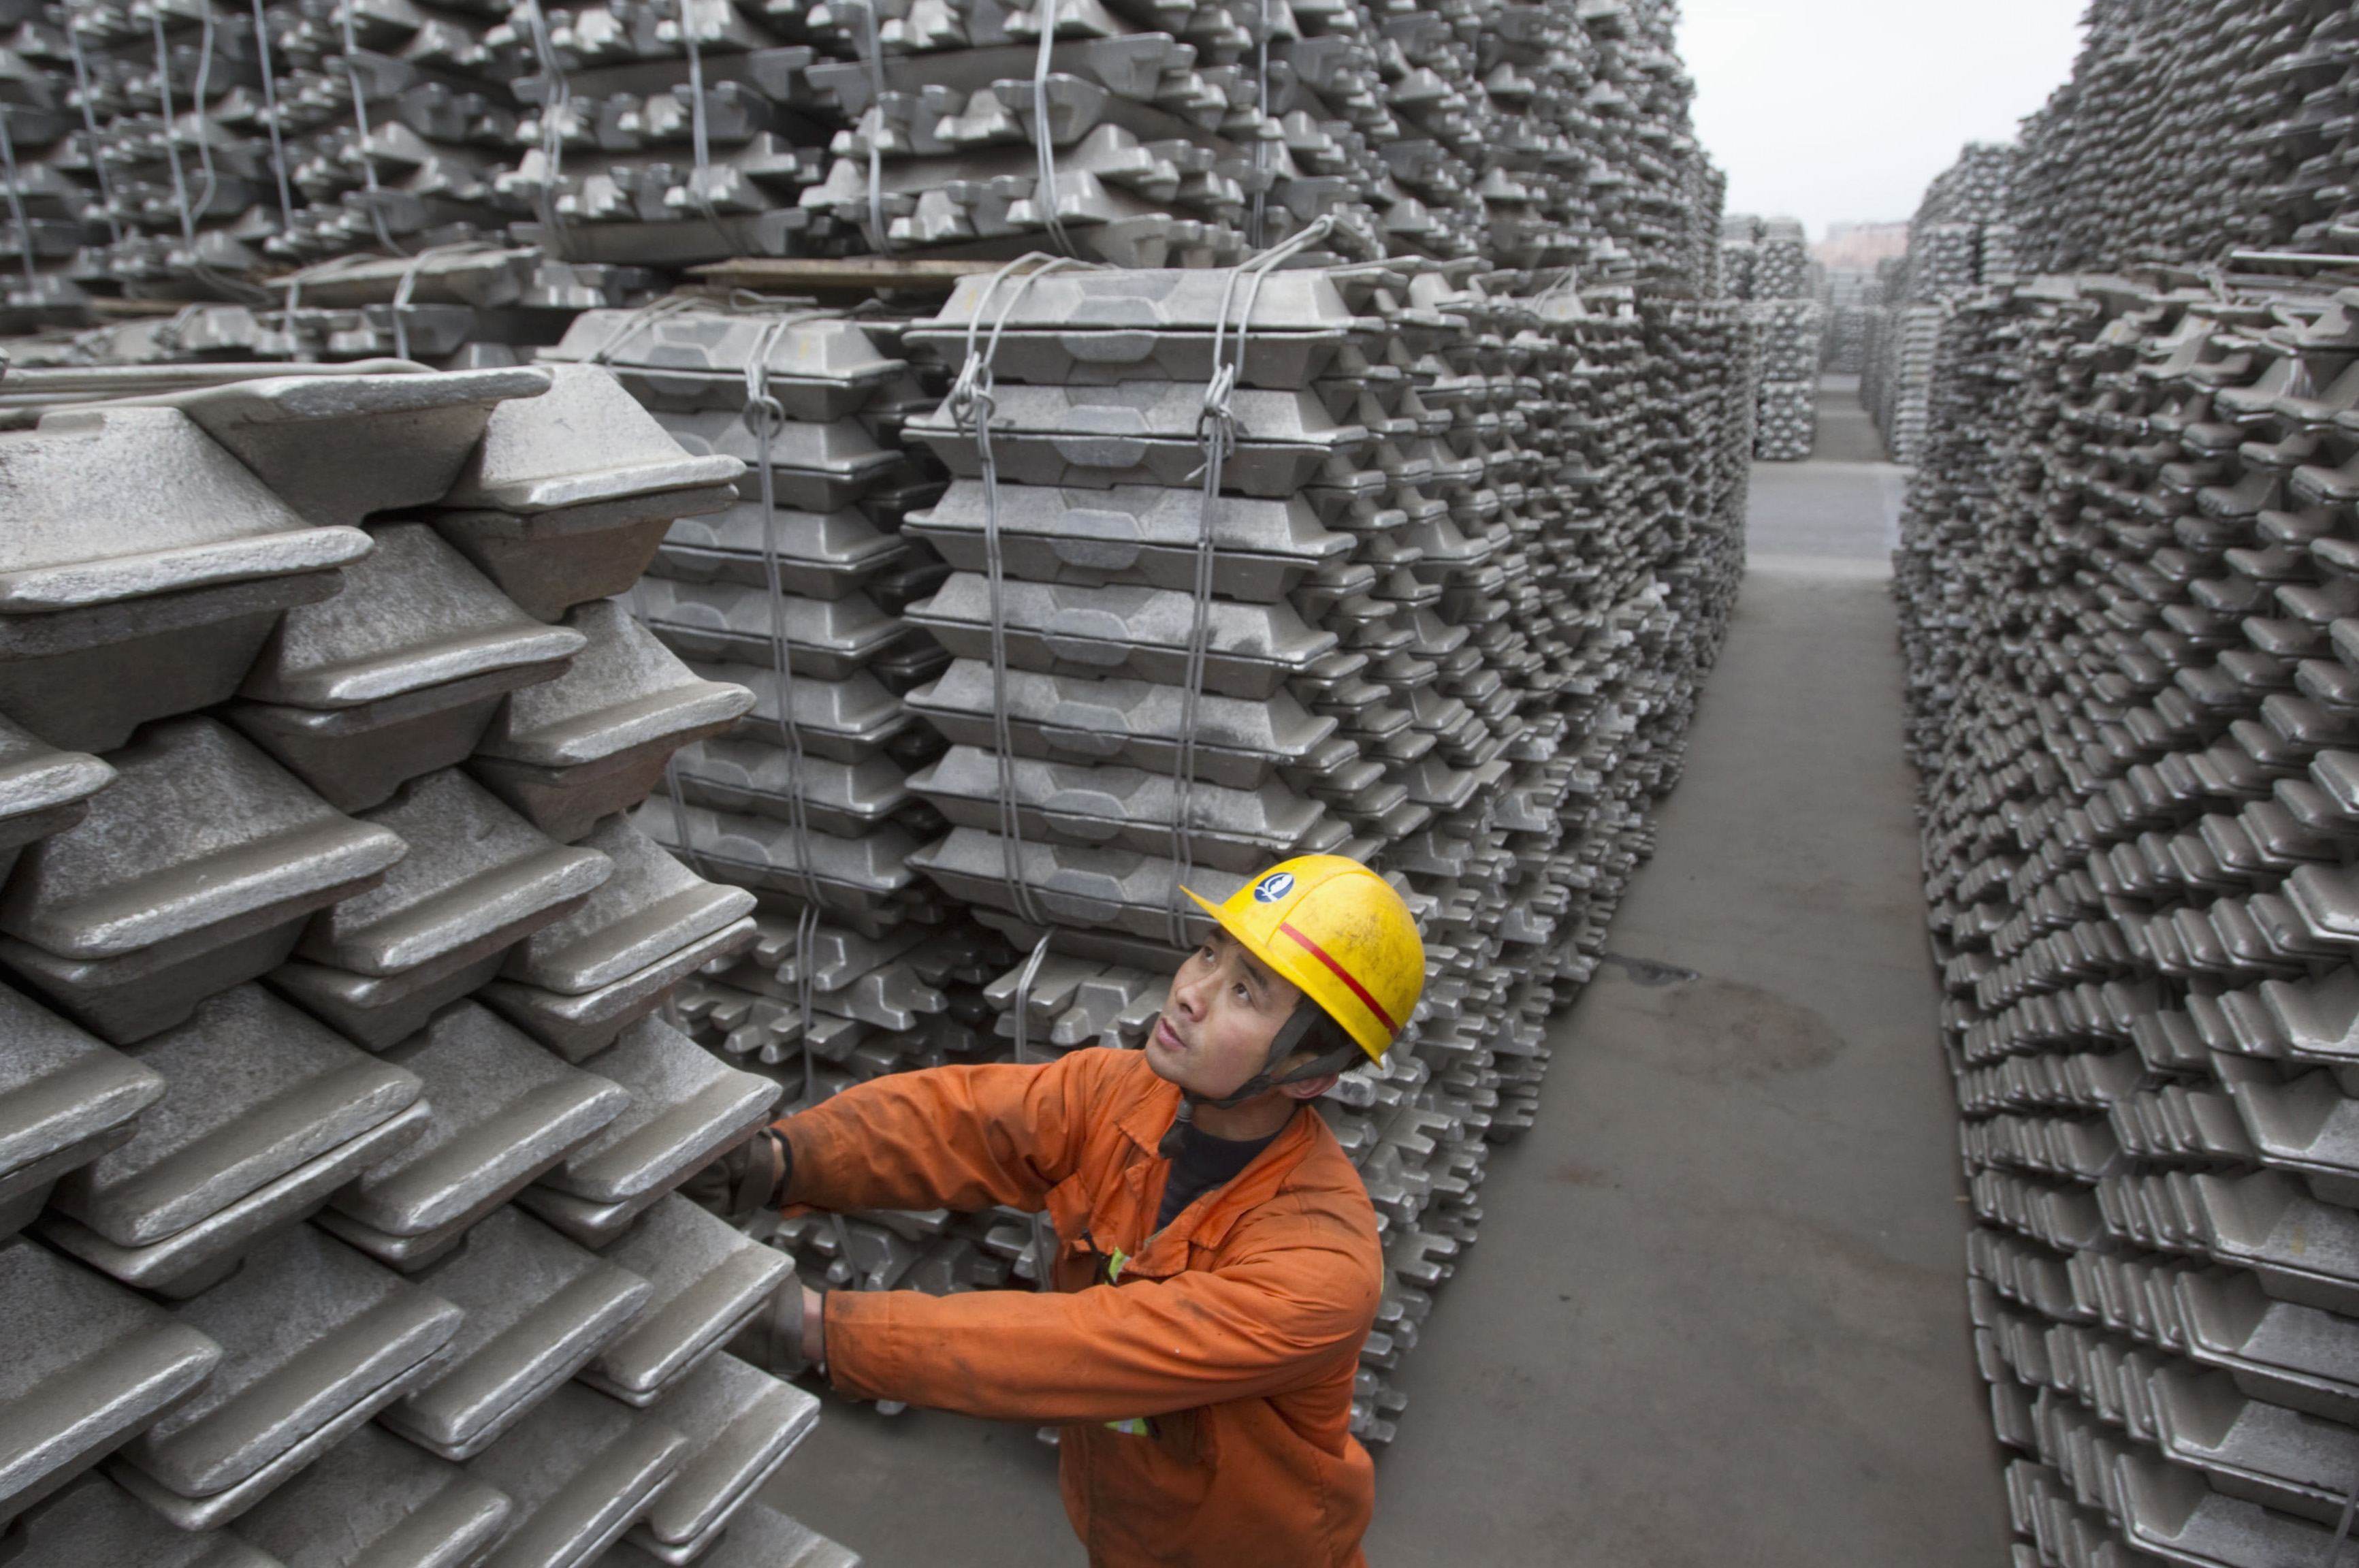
[1183,855,1424,1061]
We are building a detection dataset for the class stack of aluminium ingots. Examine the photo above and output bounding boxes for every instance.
[667,238,1742,1445]
[1752,214,1806,300]
[886,245,1498,1444]
[4,0,532,319]
[0,0,1756,1520]
[787,0,1333,266]
[1891,263,2359,1565]
[1746,295,1820,462]
[1717,211,1758,301]
[1712,212,1816,459]
[2009,0,2359,276]
[0,358,863,1568]
[1817,267,1880,377]
[1861,141,2012,464]
[536,295,1054,1302]
[1735,214,1819,462]
[0,0,1736,336]
[1559,0,1712,285]
[1,0,835,327]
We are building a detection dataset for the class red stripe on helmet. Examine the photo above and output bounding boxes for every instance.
[1277,921,1397,1034]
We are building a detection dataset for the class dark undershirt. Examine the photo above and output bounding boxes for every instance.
[1154,1121,1281,1233]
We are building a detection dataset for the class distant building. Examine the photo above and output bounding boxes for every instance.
[1814,221,1911,271]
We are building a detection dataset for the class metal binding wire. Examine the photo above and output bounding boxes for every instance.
[645,557,710,886]
[0,113,32,289]
[614,295,836,1093]
[1008,929,1057,1287]
[387,246,432,360]
[1247,0,1271,249]
[851,0,892,255]
[2326,1468,2359,1568]
[519,0,572,259]
[1166,215,1335,947]
[584,290,701,368]
[1028,0,1075,257]
[682,0,711,179]
[63,25,124,246]
[740,306,833,912]
[374,239,494,359]
[1009,931,1053,1065]
[658,746,704,877]
[677,0,752,254]
[249,0,294,223]
[795,901,820,1106]
[152,7,196,249]
[338,0,407,254]
[948,253,1102,932]
[188,0,220,224]
[162,0,274,306]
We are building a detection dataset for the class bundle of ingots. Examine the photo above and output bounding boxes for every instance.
[1893,262,2359,1564]
[2010,0,2359,275]
[561,244,1748,1445]
[0,0,1717,334]
[1856,140,2013,465]
[0,358,859,1568]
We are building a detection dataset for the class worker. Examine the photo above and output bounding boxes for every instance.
[695,854,1425,1567]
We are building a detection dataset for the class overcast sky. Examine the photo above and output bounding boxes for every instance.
[1679,0,2090,236]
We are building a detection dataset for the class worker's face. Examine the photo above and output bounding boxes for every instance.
[1147,930,1305,1101]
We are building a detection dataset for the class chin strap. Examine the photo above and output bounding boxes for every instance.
[1157,1003,1365,1158]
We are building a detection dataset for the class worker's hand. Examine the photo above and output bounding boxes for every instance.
[679,1126,790,1221]
[739,1276,824,1378]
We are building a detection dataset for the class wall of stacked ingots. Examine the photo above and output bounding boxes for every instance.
[0,0,1758,1562]
[612,259,1755,1447]
[0,0,1724,327]
[0,367,858,1568]
[1882,12,2359,1561]
[1816,266,1878,378]
[1893,263,2359,1568]
[1857,140,2013,468]
[1717,211,1816,462]
[1891,215,2359,1568]
[1893,14,2359,1553]
[2008,0,2359,278]
[1869,144,2012,463]
[1869,0,2359,472]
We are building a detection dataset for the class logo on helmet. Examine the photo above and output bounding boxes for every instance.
[1253,871,1296,903]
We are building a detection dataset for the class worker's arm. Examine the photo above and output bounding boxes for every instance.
[820,1201,1382,1422]
[777,1050,1106,1215]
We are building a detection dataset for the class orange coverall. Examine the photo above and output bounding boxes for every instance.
[777,1043,1385,1567]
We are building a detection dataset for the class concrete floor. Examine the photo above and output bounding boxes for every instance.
[761,379,2011,1564]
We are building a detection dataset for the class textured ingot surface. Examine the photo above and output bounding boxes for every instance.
[583,1196,794,1405]
[301,771,613,980]
[327,1002,628,1239]
[0,981,165,1199]
[387,1207,653,1460]
[228,1422,515,1568]
[462,1383,687,1568]
[48,985,421,1248]
[114,1224,460,1499]
[537,1017,779,1204]
[0,1238,222,1522]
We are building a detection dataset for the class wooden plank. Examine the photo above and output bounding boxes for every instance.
[688,256,1000,293]
[87,295,204,319]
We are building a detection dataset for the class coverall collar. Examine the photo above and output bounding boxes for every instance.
[1116,1071,1325,1264]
